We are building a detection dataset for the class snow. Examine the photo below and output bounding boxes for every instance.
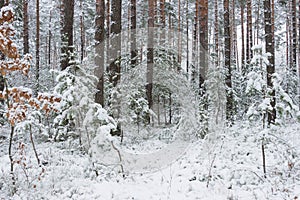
[0,122,299,199]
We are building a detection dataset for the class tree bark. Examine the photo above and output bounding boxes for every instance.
[109,0,122,87]
[35,0,40,96]
[80,0,85,63]
[199,0,208,92]
[130,0,137,67]
[186,0,189,72]
[95,0,105,106]
[224,0,233,122]
[291,0,297,73]
[241,1,245,73]
[147,0,155,115]
[246,0,253,62]
[23,0,29,54]
[48,11,52,66]
[264,0,276,125]
[60,0,75,70]
[191,0,199,84]
[106,0,110,72]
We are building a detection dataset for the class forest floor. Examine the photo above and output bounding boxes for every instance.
[0,122,300,200]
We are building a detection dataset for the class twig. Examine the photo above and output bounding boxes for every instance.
[262,137,267,178]
[29,124,40,166]
[111,141,125,177]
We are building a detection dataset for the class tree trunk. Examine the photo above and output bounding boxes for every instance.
[95,0,105,106]
[224,0,233,122]
[80,0,85,63]
[147,0,155,118]
[35,0,40,96]
[48,11,52,66]
[109,0,122,87]
[231,0,238,69]
[130,0,137,67]
[255,0,260,45]
[106,0,110,73]
[291,0,297,73]
[199,0,208,92]
[191,0,199,84]
[298,0,300,108]
[214,0,219,66]
[160,0,165,42]
[241,1,245,73]
[246,0,253,62]
[60,0,75,70]
[177,0,182,69]
[264,0,276,125]
[186,0,189,72]
[23,0,29,54]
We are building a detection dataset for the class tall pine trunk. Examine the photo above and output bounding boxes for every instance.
[109,0,122,87]
[80,0,85,63]
[60,0,75,70]
[130,0,137,67]
[147,0,155,118]
[291,0,297,73]
[191,0,199,84]
[23,0,29,54]
[246,0,253,62]
[224,0,233,122]
[214,0,219,66]
[241,1,245,73]
[264,0,276,125]
[177,0,182,69]
[95,0,105,106]
[35,0,40,96]
[199,0,208,92]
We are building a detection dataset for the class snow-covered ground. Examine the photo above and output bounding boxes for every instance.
[0,122,299,199]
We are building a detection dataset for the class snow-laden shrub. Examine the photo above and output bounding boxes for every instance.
[52,65,115,151]
[246,45,299,124]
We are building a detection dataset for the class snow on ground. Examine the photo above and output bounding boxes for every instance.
[0,122,299,199]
